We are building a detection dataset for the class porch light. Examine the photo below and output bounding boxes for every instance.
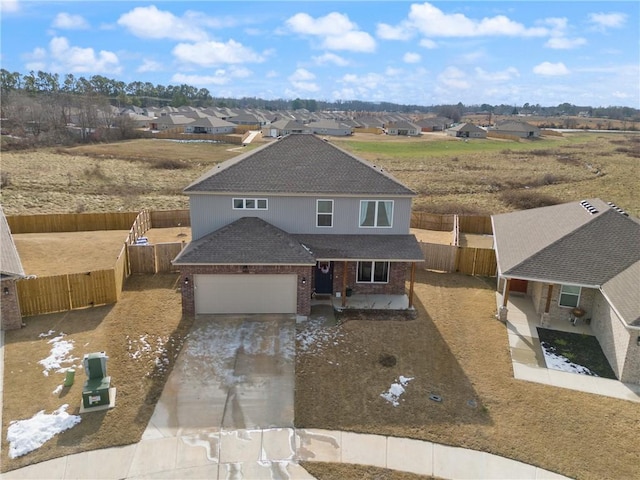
[3,287,9,295]
[301,277,306,284]
[184,277,189,286]
[637,336,640,347]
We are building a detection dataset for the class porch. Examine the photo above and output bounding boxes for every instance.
[497,292,640,403]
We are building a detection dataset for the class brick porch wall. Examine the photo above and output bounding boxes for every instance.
[178,265,313,316]
[332,262,409,296]
[1,279,23,330]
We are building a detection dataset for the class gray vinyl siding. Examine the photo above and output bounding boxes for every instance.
[189,194,413,240]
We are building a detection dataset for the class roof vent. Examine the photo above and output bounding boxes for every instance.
[607,202,629,217]
[579,200,599,215]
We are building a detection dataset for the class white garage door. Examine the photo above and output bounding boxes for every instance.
[194,274,297,314]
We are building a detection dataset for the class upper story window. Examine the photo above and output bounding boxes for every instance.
[233,198,267,210]
[316,199,333,227]
[359,200,393,228]
[559,284,581,308]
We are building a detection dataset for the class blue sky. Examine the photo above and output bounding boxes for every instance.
[1,1,638,107]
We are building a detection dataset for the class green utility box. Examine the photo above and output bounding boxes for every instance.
[81,352,111,409]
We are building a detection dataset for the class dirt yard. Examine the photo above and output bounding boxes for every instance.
[296,269,640,480]
[13,231,130,276]
[1,274,191,473]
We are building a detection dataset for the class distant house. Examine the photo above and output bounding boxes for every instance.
[228,112,267,127]
[307,119,353,136]
[493,120,541,138]
[492,199,640,385]
[173,134,423,317]
[1,206,25,330]
[262,119,310,137]
[446,123,487,138]
[184,116,237,134]
[149,115,195,132]
[386,120,421,136]
[416,117,452,132]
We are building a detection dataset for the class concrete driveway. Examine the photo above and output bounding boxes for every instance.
[147,314,295,437]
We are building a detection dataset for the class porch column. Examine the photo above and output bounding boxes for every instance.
[540,283,554,327]
[342,261,348,308]
[502,278,511,307]
[408,262,416,309]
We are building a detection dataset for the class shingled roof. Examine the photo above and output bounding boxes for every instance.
[184,134,416,196]
[493,199,640,325]
[0,206,25,279]
[173,217,316,265]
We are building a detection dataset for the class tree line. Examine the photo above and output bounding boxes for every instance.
[2,69,638,121]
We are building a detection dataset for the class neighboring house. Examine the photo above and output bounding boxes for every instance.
[173,134,424,317]
[493,120,541,138]
[417,117,451,132]
[386,121,421,136]
[149,115,195,132]
[492,199,640,384]
[306,119,353,137]
[1,206,25,330]
[184,116,237,134]
[261,119,310,137]
[446,123,487,138]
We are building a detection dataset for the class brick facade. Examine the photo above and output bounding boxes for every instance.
[331,261,408,296]
[1,279,23,330]
[178,265,313,317]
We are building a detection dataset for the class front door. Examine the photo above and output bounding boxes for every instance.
[314,262,333,294]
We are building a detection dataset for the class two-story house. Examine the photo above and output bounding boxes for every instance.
[173,134,424,317]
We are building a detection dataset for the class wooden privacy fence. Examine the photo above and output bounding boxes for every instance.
[419,242,497,276]
[6,211,139,234]
[149,209,190,228]
[18,269,119,316]
[411,212,455,231]
[128,242,184,274]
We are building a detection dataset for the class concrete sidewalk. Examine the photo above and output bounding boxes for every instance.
[1,427,570,479]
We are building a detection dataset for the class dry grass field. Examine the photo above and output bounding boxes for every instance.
[1,132,639,478]
[1,131,638,217]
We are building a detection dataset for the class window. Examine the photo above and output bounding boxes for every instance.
[316,200,333,227]
[233,198,267,210]
[559,284,581,308]
[357,261,389,283]
[359,200,393,227]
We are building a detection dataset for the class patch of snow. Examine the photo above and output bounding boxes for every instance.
[7,405,81,458]
[540,341,599,376]
[52,385,63,396]
[38,333,79,376]
[296,317,345,354]
[126,334,182,378]
[381,376,414,407]
[38,329,56,338]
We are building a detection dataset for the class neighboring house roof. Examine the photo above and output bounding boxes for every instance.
[494,120,540,132]
[185,134,416,196]
[173,217,316,265]
[0,206,25,279]
[388,120,420,130]
[448,123,485,133]
[270,119,308,131]
[294,234,424,261]
[187,116,236,128]
[492,199,640,324]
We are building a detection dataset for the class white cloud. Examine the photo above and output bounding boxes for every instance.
[287,68,320,92]
[403,52,421,64]
[173,40,265,67]
[25,37,120,74]
[313,52,349,67]
[376,22,412,40]
[172,66,251,87]
[588,12,627,29]
[475,66,520,82]
[0,0,19,13]
[286,12,376,52]
[407,2,548,38]
[533,61,570,76]
[52,13,89,30]
[545,37,587,49]
[419,39,438,49]
[137,59,163,73]
[437,66,470,90]
[117,5,208,41]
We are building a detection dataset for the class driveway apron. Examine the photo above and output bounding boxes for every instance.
[147,314,295,436]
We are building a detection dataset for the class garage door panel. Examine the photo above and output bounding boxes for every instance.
[195,274,297,314]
